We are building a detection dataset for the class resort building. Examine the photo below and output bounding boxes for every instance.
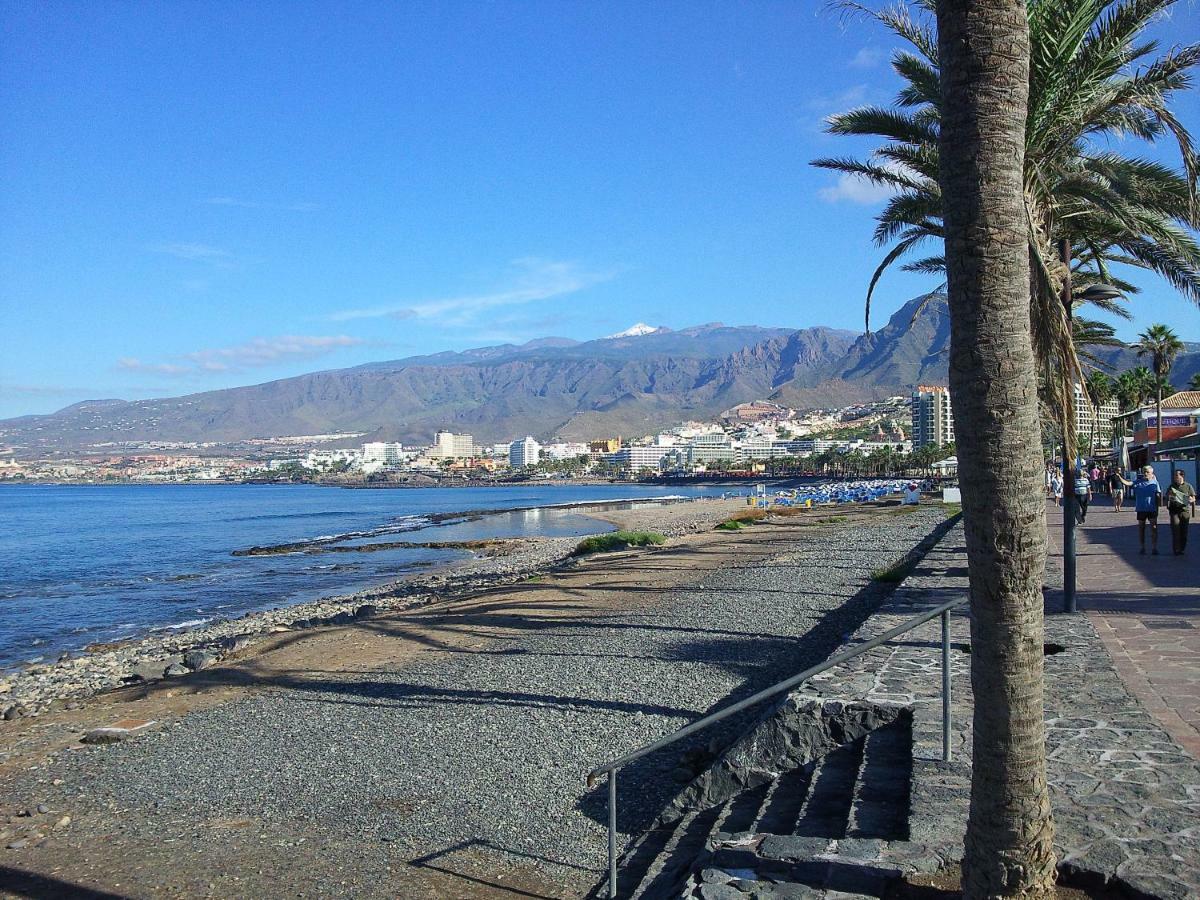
[911,385,955,448]
[361,442,405,468]
[431,430,476,459]
[686,432,735,466]
[589,438,622,455]
[735,439,792,461]
[509,436,542,468]
[542,442,589,460]
[612,444,668,473]
[1073,383,1121,445]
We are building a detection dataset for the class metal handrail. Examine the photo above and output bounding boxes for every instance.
[586,594,967,898]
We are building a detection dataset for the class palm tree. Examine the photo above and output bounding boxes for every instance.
[1136,323,1185,442]
[1084,369,1115,456]
[1190,372,1200,391]
[935,1,1056,895]
[815,0,1200,455]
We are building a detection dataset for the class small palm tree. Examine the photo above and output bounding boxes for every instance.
[1136,324,1184,442]
[1190,372,1200,391]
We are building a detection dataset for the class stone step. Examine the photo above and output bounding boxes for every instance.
[792,736,865,839]
[755,762,816,835]
[847,717,911,841]
[608,711,915,898]
[626,803,726,900]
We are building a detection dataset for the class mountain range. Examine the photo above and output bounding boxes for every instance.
[3,294,1197,455]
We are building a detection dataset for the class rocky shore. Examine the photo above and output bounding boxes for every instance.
[0,497,739,722]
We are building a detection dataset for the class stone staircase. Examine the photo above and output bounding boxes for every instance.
[605,707,919,899]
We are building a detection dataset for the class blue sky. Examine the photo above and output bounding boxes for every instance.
[2,1,1197,418]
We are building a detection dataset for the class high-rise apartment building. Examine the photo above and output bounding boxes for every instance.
[1073,384,1120,446]
[432,430,476,459]
[509,436,541,468]
[911,385,955,448]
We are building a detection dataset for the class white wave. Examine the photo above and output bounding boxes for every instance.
[159,617,212,631]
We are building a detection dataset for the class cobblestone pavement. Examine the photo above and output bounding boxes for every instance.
[1046,497,1200,760]
[796,521,1200,900]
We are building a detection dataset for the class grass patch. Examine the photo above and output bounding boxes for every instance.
[785,514,851,526]
[871,559,912,583]
[943,502,962,518]
[574,531,666,556]
[715,509,768,530]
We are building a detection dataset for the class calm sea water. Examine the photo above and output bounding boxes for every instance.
[0,482,734,670]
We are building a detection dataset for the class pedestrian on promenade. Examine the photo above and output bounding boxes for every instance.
[1166,469,1197,556]
[1132,466,1163,555]
[1110,467,1132,513]
[1074,468,1092,524]
[1051,470,1063,507]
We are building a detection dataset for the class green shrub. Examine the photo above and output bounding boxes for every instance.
[871,560,910,583]
[716,509,767,530]
[574,531,666,556]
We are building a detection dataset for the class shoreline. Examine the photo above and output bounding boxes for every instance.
[0,495,745,719]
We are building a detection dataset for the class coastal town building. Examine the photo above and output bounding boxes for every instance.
[1119,391,1200,471]
[431,430,476,459]
[362,442,405,468]
[543,441,589,460]
[588,438,622,455]
[612,444,668,473]
[720,400,791,424]
[686,432,735,466]
[1073,383,1120,445]
[509,436,542,468]
[911,385,955,448]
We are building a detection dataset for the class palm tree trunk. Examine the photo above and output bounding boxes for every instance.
[1156,386,1163,445]
[935,1,1057,897]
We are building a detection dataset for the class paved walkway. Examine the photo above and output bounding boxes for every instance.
[638,518,1199,899]
[1046,496,1200,759]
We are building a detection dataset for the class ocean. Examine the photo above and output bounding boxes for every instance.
[0,482,733,670]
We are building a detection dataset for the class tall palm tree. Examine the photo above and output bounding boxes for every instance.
[1136,323,1185,442]
[935,1,1056,895]
[1084,369,1115,455]
[815,0,1200,455]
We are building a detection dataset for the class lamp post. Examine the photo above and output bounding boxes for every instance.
[1060,236,1124,614]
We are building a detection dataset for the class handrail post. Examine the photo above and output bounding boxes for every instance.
[941,609,951,762]
[608,771,618,898]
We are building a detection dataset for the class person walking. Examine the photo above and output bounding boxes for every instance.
[1166,469,1197,556]
[1051,470,1063,507]
[1131,465,1163,555]
[1110,466,1132,513]
[1074,467,1093,524]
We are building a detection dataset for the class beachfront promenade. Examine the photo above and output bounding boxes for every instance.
[1047,497,1200,759]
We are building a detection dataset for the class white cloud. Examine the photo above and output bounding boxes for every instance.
[150,242,232,262]
[818,158,917,205]
[817,173,899,205]
[849,47,886,69]
[202,197,319,212]
[328,258,611,324]
[117,335,364,378]
[804,84,869,114]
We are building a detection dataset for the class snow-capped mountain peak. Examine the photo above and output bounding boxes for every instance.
[603,323,663,339]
